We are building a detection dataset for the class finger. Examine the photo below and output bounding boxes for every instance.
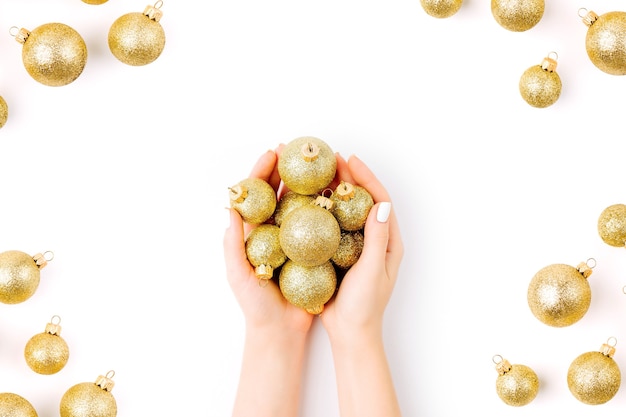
[359,202,392,269]
[346,155,390,203]
[383,209,404,281]
[223,208,253,287]
[332,153,355,188]
[249,150,280,189]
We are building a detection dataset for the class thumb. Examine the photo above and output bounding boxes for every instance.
[359,202,392,265]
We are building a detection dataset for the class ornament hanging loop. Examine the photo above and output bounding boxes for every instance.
[9,26,30,44]
[579,8,599,26]
[577,258,596,278]
[144,1,164,22]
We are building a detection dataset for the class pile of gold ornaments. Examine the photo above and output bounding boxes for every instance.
[229,136,373,314]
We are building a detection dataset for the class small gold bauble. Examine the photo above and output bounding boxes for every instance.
[567,340,621,405]
[279,204,341,267]
[60,372,117,417]
[24,316,69,375]
[420,0,463,18]
[519,54,561,108]
[277,136,337,196]
[273,191,315,227]
[16,23,87,86]
[82,0,109,4]
[229,178,277,225]
[0,393,38,417]
[108,2,166,66]
[582,10,626,75]
[493,356,539,406]
[597,203,626,247]
[245,224,286,279]
[0,250,51,304]
[491,0,544,32]
[279,260,337,314]
[331,231,364,269]
[0,96,8,129]
[330,182,374,231]
[527,261,593,327]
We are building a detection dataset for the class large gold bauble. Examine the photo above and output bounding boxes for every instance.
[24,316,69,375]
[18,23,87,87]
[273,191,315,227]
[597,203,626,247]
[229,178,277,225]
[494,357,539,406]
[245,224,286,279]
[279,204,341,267]
[108,5,166,66]
[519,55,561,108]
[583,11,626,75]
[491,0,544,32]
[567,344,621,405]
[0,96,8,129]
[279,260,337,314]
[60,373,117,417]
[331,182,374,231]
[0,250,48,304]
[527,262,592,327]
[0,393,38,417]
[420,0,463,18]
[277,136,337,196]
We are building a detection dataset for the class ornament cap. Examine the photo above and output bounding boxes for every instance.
[300,142,320,162]
[600,337,618,357]
[335,182,356,201]
[229,185,248,203]
[13,27,30,44]
[95,370,116,392]
[314,195,334,210]
[541,53,558,72]
[144,1,164,22]
[576,258,595,278]
[494,356,513,375]
[580,9,599,27]
[33,251,53,269]
[45,315,62,335]
[254,264,273,280]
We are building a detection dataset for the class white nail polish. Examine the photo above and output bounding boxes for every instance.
[376,202,391,223]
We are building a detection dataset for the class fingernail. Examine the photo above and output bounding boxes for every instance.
[376,202,391,223]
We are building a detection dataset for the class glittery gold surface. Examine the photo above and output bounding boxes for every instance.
[568,351,621,404]
[331,183,374,231]
[585,12,626,75]
[420,0,463,18]
[279,205,341,267]
[108,12,166,66]
[0,393,38,417]
[331,231,364,269]
[491,0,544,32]
[279,260,337,314]
[598,203,626,247]
[21,23,87,87]
[60,383,117,417]
[527,263,591,327]
[277,137,337,196]
[82,0,109,4]
[273,191,315,227]
[24,333,69,375]
[0,251,41,304]
[0,96,8,129]
[229,178,277,225]
[519,65,561,108]
[495,364,539,406]
[245,224,286,277]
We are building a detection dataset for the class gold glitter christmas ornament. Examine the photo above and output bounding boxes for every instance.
[273,191,315,227]
[420,0,463,18]
[330,181,374,231]
[527,259,594,327]
[580,9,626,75]
[0,96,8,129]
[24,315,69,375]
[279,260,337,314]
[108,1,166,66]
[493,355,539,406]
[279,199,341,267]
[229,178,277,225]
[491,0,544,32]
[331,231,364,269]
[0,250,53,304]
[82,0,109,4]
[13,23,87,86]
[567,338,621,405]
[245,224,286,280]
[277,136,337,196]
[0,393,38,417]
[597,203,626,247]
[60,371,117,417]
[519,52,562,108]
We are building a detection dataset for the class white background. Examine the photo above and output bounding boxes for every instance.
[1,0,626,416]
